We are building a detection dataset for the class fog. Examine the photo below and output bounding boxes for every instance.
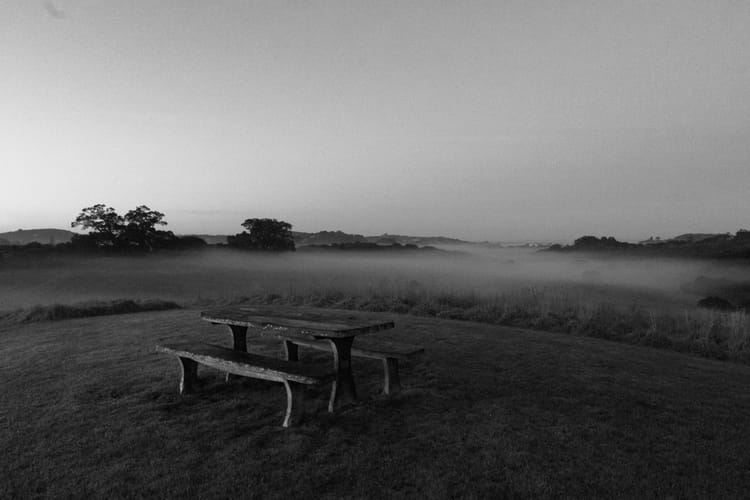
[3,245,749,313]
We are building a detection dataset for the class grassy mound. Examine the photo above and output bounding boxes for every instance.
[2,309,749,498]
[0,299,180,323]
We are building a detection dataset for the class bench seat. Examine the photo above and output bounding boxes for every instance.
[274,333,424,395]
[156,342,334,427]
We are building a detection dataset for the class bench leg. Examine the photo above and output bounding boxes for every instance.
[178,357,198,394]
[284,340,299,362]
[282,381,309,427]
[382,358,401,395]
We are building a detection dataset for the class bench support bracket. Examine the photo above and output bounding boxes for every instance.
[383,358,401,395]
[283,381,309,428]
[178,357,198,394]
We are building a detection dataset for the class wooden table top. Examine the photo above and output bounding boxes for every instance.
[200,305,395,338]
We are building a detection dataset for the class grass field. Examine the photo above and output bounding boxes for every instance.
[2,249,750,497]
[3,308,750,498]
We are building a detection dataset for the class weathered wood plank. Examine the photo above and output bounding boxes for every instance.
[276,333,424,360]
[155,342,333,385]
[200,306,395,338]
[156,342,334,427]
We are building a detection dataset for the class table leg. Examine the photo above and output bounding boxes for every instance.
[284,340,299,362]
[225,325,248,382]
[229,325,248,352]
[326,336,356,412]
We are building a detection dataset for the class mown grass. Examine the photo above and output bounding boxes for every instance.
[2,308,750,498]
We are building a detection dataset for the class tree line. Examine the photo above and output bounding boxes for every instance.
[547,232,750,259]
[68,204,295,253]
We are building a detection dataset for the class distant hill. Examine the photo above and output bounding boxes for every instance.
[292,231,469,247]
[292,230,366,246]
[363,233,468,246]
[668,233,728,243]
[183,231,468,247]
[298,242,454,254]
[180,234,228,245]
[0,229,76,245]
[549,231,750,260]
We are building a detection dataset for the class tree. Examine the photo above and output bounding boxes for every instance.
[71,204,174,251]
[228,218,295,251]
[71,204,124,248]
[121,206,169,251]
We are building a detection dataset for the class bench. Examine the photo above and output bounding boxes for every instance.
[155,342,335,427]
[274,333,424,395]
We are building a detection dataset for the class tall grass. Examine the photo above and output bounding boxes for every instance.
[211,283,750,364]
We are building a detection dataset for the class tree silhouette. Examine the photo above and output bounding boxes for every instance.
[121,206,170,251]
[228,218,295,251]
[71,204,124,248]
[71,204,175,251]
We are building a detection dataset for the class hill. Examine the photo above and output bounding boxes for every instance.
[179,234,227,245]
[2,307,749,497]
[292,230,469,247]
[297,242,454,253]
[292,230,366,246]
[363,233,467,246]
[549,231,750,259]
[0,228,76,245]
[669,233,728,243]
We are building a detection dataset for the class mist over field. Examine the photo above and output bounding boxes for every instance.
[2,245,747,314]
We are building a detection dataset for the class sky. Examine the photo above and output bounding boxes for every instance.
[2,1,749,242]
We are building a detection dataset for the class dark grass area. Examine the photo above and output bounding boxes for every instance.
[2,308,750,498]
[0,299,180,323]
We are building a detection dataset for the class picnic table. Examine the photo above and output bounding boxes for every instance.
[156,305,423,426]
[199,305,396,410]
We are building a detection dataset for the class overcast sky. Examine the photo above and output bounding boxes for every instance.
[2,1,748,241]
